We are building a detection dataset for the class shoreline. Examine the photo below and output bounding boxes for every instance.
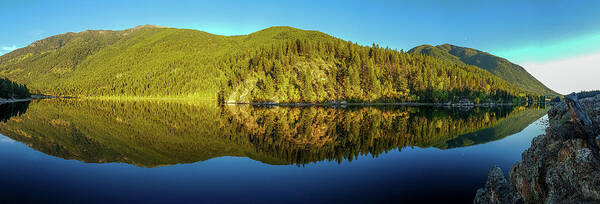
[27,96,546,108]
[82,96,215,101]
[227,101,521,107]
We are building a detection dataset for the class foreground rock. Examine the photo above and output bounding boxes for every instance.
[475,94,600,203]
[474,166,523,204]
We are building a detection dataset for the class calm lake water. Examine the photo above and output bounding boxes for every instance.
[0,99,548,203]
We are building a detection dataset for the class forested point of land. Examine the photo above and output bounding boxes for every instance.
[0,78,30,99]
[0,25,549,103]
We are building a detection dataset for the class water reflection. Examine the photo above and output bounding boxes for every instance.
[0,101,29,122]
[0,99,547,167]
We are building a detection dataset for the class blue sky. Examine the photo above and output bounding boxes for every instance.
[1,0,599,93]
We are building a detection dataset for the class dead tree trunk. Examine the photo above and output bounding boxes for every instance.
[565,93,600,159]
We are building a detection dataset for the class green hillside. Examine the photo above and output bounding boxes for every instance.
[0,25,539,103]
[408,44,558,96]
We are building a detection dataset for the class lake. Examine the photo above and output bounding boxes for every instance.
[0,99,548,203]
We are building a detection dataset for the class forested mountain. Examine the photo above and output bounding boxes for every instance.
[0,25,543,103]
[408,44,557,96]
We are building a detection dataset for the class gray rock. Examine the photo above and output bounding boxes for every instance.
[474,166,522,204]
[476,96,600,203]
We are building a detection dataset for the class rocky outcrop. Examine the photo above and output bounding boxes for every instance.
[475,94,600,203]
[475,166,523,204]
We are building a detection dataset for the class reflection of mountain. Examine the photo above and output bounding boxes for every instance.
[0,99,545,167]
[436,106,548,149]
[225,105,547,164]
[0,99,285,167]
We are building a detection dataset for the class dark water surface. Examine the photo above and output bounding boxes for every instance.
[0,99,548,203]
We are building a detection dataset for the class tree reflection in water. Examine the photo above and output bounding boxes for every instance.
[0,99,547,167]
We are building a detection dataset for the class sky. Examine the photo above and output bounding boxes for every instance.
[1,0,599,94]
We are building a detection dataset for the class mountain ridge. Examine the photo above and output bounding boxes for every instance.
[0,25,544,103]
[408,43,558,96]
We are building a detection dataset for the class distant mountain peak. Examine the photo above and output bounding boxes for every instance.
[259,26,301,31]
[409,43,558,96]
[129,25,170,30]
[248,26,302,36]
[244,26,332,42]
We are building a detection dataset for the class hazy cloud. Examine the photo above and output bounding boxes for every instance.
[522,52,600,94]
[493,32,600,65]
[0,45,19,55]
[1,45,18,51]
